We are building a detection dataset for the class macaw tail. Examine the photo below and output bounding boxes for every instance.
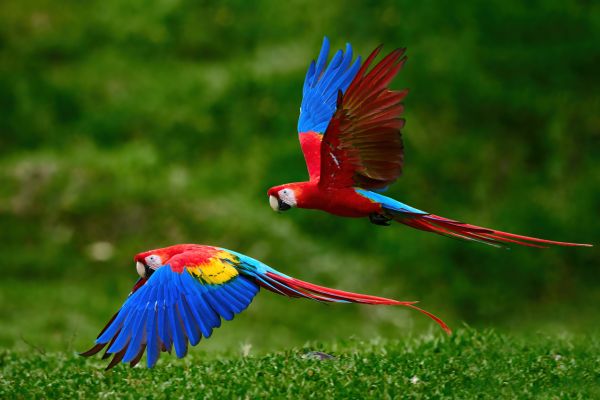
[393,212,592,249]
[357,189,592,249]
[255,270,451,335]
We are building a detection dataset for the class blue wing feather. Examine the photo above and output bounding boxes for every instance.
[205,290,235,321]
[317,49,343,93]
[157,288,170,351]
[298,37,362,133]
[96,309,129,344]
[218,285,249,313]
[313,36,330,85]
[168,304,187,358]
[122,284,158,362]
[91,264,259,368]
[178,297,200,346]
[195,291,221,329]
[186,293,213,338]
[221,283,251,310]
[145,307,159,368]
[302,61,316,98]
[122,312,146,362]
[165,275,187,358]
[108,309,137,353]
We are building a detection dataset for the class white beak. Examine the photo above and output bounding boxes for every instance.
[269,195,279,212]
[136,261,146,278]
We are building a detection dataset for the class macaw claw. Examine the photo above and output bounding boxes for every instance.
[369,213,392,226]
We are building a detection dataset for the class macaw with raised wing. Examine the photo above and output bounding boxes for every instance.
[267,37,591,248]
[81,244,449,369]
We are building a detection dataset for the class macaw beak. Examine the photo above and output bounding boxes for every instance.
[136,261,156,279]
[269,195,291,212]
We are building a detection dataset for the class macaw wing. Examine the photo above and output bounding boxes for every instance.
[297,37,361,180]
[318,46,407,190]
[80,251,259,369]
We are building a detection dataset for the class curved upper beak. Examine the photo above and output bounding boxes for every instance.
[136,261,156,279]
[136,261,145,278]
[269,195,291,212]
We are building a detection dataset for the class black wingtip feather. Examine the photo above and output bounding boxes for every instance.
[105,346,127,371]
[101,330,121,359]
[95,312,119,339]
[129,345,147,368]
[79,343,106,357]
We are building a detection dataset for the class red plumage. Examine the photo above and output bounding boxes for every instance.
[267,39,591,249]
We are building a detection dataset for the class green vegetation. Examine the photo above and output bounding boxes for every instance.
[1,0,598,397]
[2,329,599,398]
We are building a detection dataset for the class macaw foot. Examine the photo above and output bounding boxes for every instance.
[369,213,392,226]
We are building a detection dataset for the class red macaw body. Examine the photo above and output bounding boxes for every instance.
[81,244,449,369]
[283,130,382,217]
[273,182,378,218]
[267,38,591,248]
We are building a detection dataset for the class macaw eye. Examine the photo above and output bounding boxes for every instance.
[145,254,162,268]
[278,188,297,207]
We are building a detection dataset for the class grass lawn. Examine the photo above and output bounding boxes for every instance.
[1,329,598,399]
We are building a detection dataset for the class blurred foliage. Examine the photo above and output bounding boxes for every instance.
[0,0,599,352]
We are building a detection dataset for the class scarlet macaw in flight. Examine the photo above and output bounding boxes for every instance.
[267,38,591,248]
[81,244,449,369]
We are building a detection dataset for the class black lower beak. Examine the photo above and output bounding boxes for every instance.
[278,198,291,211]
[144,264,155,278]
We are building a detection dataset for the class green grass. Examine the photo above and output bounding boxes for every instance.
[2,329,598,399]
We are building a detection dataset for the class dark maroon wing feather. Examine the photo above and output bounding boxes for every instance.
[319,46,407,190]
[79,278,147,363]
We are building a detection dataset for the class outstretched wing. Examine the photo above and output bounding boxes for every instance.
[80,250,259,369]
[318,46,407,190]
[297,37,361,180]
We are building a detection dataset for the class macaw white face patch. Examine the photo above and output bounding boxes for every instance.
[145,254,162,269]
[278,188,297,207]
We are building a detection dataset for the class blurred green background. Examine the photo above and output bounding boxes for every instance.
[1,0,598,354]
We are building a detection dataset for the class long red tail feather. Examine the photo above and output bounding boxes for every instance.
[395,213,592,248]
[263,272,451,334]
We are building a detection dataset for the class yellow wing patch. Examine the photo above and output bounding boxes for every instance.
[187,251,239,285]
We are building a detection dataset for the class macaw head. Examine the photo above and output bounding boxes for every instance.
[133,244,201,279]
[267,184,299,212]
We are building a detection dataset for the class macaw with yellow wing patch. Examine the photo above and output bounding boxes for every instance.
[267,37,591,248]
[81,244,449,369]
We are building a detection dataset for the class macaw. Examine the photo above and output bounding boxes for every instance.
[81,244,449,369]
[267,37,591,248]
